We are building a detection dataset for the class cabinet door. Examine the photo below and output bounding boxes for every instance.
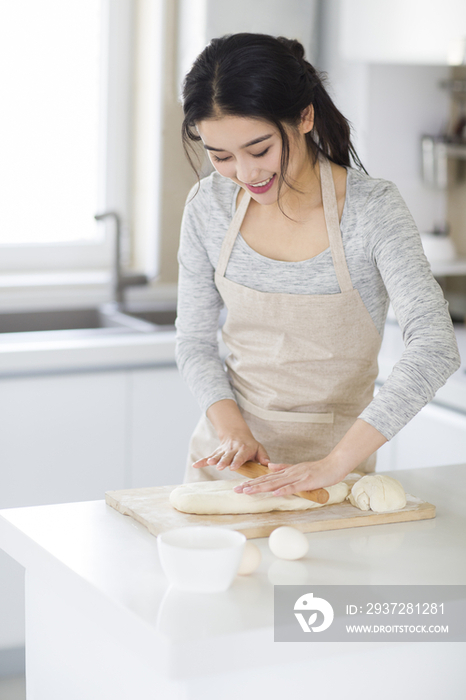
[128,366,201,488]
[0,551,24,658]
[340,0,466,64]
[377,402,466,472]
[0,371,128,654]
[392,403,466,471]
[0,371,127,509]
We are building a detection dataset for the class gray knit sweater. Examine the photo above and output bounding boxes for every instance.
[175,168,461,440]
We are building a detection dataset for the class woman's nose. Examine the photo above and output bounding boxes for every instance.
[236,161,260,185]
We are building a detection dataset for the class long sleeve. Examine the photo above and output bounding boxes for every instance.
[175,182,236,413]
[358,181,461,439]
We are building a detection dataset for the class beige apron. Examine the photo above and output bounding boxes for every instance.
[184,156,382,483]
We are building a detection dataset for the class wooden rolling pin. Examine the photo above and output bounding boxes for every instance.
[235,461,330,504]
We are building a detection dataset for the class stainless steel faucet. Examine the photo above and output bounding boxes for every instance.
[94,211,149,306]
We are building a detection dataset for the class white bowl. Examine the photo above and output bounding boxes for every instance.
[157,526,246,592]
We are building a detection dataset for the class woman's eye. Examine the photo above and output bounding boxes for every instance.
[213,147,270,163]
[253,147,270,158]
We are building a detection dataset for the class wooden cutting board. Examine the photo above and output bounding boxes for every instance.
[105,476,436,540]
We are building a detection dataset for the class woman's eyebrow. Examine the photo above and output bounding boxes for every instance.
[203,134,273,152]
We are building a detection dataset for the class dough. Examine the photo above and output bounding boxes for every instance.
[269,526,309,560]
[347,474,406,513]
[169,479,349,515]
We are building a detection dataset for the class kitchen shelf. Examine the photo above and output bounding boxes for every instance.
[443,143,466,159]
[421,136,466,187]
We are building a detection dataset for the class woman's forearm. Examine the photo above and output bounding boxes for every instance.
[198,395,388,484]
[328,418,388,475]
[206,399,253,440]
[204,404,387,475]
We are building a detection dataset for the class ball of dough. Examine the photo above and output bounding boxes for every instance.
[268,526,309,560]
[348,475,406,513]
[237,542,262,575]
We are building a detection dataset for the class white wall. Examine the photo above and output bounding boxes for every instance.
[178,0,320,92]
[365,64,449,234]
[319,0,450,235]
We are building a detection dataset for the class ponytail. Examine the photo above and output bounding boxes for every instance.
[276,37,366,172]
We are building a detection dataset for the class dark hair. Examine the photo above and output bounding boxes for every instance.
[181,33,366,200]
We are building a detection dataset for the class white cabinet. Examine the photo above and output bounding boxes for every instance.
[128,366,201,488]
[0,366,202,508]
[376,399,466,471]
[0,372,128,509]
[340,0,466,64]
[0,370,128,660]
[0,553,24,654]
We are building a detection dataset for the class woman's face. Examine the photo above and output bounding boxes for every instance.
[196,112,313,206]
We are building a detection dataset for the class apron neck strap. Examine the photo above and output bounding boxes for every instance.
[216,158,353,293]
[319,155,353,293]
[216,188,251,277]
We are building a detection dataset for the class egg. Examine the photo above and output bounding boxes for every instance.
[268,526,309,560]
[237,541,262,575]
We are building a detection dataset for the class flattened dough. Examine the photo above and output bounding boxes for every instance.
[348,474,406,513]
[169,479,350,515]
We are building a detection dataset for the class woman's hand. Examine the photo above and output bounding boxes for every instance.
[232,419,388,495]
[233,457,347,495]
[193,398,270,472]
[193,432,270,472]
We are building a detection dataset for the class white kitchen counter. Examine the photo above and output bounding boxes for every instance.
[0,464,465,700]
[0,329,177,376]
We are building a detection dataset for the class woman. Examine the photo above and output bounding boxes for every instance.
[175,33,460,498]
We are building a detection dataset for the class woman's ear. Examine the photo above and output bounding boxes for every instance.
[300,104,314,134]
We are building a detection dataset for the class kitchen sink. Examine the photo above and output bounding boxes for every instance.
[0,307,122,334]
[0,302,177,343]
[119,301,177,328]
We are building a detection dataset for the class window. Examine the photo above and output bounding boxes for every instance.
[0,0,135,272]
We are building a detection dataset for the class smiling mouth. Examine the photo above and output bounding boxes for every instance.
[248,176,274,187]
